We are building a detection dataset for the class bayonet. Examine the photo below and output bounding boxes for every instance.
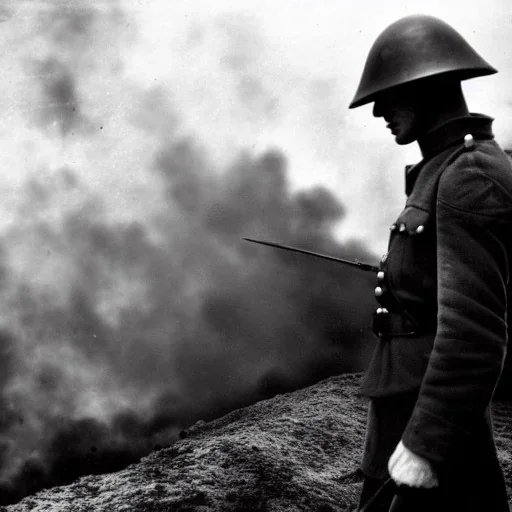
[243,237,379,273]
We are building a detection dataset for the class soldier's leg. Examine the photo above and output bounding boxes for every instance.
[388,486,442,511]
[357,392,418,511]
[358,477,395,511]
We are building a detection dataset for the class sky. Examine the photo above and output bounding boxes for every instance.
[126,0,512,248]
[0,0,511,503]
[0,1,511,250]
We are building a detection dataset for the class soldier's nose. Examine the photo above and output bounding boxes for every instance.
[373,100,384,118]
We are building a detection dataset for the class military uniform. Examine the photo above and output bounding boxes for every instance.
[359,114,512,511]
[348,14,512,510]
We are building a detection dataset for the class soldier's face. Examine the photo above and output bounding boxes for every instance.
[372,87,423,145]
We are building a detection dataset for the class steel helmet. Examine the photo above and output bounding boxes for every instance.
[349,15,497,109]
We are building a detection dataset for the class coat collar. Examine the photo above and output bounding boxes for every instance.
[417,113,494,159]
[405,113,494,196]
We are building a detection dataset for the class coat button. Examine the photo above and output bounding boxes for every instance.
[377,271,385,280]
[390,224,397,232]
[375,286,384,297]
[399,223,406,232]
[415,225,425,234]
[464,133,475,149]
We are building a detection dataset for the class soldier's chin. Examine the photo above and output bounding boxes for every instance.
[394,132,416,145]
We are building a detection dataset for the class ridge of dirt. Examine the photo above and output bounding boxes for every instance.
[1,373,511,512]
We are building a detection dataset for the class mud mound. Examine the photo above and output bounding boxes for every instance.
[1,373,511,512]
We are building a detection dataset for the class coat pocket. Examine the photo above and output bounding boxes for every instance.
[389,206,436,293]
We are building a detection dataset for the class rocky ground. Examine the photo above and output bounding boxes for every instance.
[1,373,511,512]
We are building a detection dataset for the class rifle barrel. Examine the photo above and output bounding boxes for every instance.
[243,237,379,273]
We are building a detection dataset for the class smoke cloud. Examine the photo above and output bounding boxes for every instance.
[0,1,379,504]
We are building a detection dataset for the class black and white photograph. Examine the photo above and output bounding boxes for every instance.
[0,1,511,510]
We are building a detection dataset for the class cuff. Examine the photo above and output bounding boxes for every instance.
[401,405,470,465]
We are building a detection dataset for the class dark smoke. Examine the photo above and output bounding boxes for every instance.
[0,141,377,504]
[34,58,82,135]
[0,1,379,505]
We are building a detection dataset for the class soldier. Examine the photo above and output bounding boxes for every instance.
[349,15,512,511]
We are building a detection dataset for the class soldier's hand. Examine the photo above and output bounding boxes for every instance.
[388,441,439,488]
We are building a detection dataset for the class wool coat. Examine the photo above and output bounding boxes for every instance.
[360,114,512,510]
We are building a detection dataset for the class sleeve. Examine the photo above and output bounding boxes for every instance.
[401,153,510,465]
